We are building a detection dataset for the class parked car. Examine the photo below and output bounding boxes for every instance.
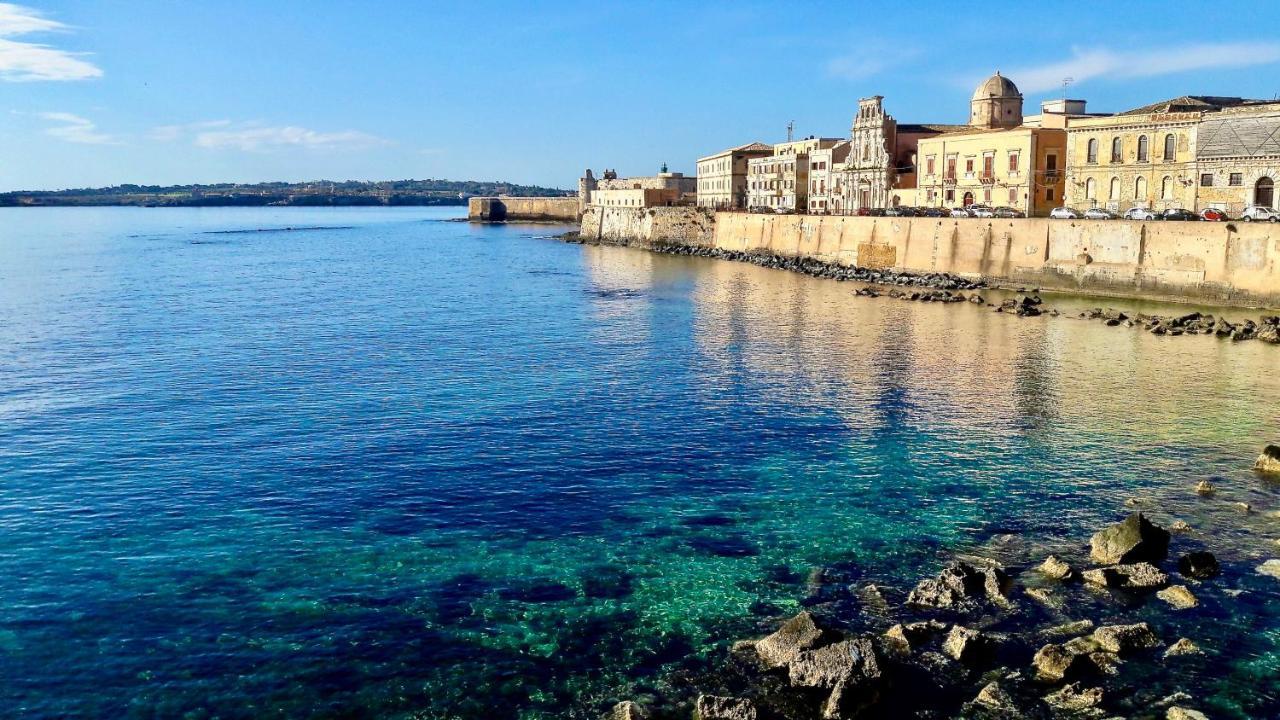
[885,206,913,217]
[919,207,948,217]
[1241,205,1280,222]
[773,207,795,215]
[868,207,887,217]
[1162,208,1199,221]
[1049,206,1082,219]
[992,206,1024,218]
[855,207,871,216]
[949,207,972,218]
[1122,207,1158,221]
[1199,207,1228,221]
[968,205,995,218]
[1084,208,1116,220]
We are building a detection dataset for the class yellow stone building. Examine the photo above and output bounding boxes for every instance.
[915,73,1068,216]
[1194,102,1280,214]
[695,142,773,210]
[746,137,843,212]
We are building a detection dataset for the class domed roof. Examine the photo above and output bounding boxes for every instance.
[972,71,1020,100]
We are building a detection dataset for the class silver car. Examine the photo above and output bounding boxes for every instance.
[1123,207,1158,221]
[1241,205,1280,222]
[1049,206,1081,220]
[1084,208,1116,220]
[949,207,971,218]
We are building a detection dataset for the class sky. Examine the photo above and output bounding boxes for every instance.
[2,0,1279,192]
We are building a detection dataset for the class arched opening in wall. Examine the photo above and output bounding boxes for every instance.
[1109,177,1120,200]
[1135,176,1147,201]
[1163,134,1176,161]
[1137,135,1149,162]
[892,195,901,207]
[1256,177,1275,207]
[1085,178,1097,200]
[1161,176,1172,200]
[962,191,974,207]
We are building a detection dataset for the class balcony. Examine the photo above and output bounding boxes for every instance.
[980,173,995,184]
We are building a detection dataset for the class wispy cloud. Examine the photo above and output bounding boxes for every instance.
[0,3,101,81]
[1007,42,1280,93]
[827,42,921,82]
[38,111,119,144]
[152,120,389,152]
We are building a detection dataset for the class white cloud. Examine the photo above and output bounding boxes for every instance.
[1008,42,1280,93]
[827,42,920,82]
[38,111,119,144]
[0,4,101,81]
[192,124,389,152]
[150,120,231,142]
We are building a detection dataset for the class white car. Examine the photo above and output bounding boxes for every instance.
[1241,205,1280,222]
[949,207,971,218]
[969,205,995,218]
[1049,207,1082,219]
[1083,208,1116,220]
[1123,207,1158,221]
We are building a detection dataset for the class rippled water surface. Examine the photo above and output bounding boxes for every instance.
[1,207,1278,719]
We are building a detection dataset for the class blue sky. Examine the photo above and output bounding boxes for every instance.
[2,0,1279,191]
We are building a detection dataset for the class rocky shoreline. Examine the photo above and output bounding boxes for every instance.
[604,448,1280,720]
[559,233,1280,344]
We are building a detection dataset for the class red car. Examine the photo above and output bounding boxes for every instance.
[1200,208,1228,221]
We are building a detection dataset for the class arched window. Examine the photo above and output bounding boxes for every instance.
[1135,176,1148,199]
[1257,177,1275,207]
[1161,176,1172,199]
[1163,134,1176,161]
[1137,135,1148,162]
[1086,178,1097,199]
[1111,137,1123,163]
[1086,138,1099,164]
[1110,176,1120,199]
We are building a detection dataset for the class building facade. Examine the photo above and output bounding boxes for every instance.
[915,73,1067,216]
[696,142,773,209]
[1194,102,1280,214]
[579,167,697,208]
[746,137,842,212]
[807,141,851,214]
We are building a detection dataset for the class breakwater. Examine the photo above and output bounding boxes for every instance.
[468,196,580,222]
[579,206,1280,308]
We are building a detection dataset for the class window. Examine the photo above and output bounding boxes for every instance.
[1110,177,1120,200]
[1164,134,1176,161]
[1200,173,1213,187]
[1135,176,1147,199]
[1229,173,1243,186]
[1137,135,1148,162]
[1009,153,1019,173]
[945,189,955,202]
[1111,137,1123,163]
[965,159,975,174]
[1046,188,1055,202]
[1009,187,1017,204]
[982,155,994,178]
[984,188,992,203]
[1087,138,1098,164]
[1161,176,1172,199]
[946,157,957,179]
[926,156,935,175]
[1086,177,1097,199]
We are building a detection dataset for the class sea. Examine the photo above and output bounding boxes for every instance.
[0,206,1277,718]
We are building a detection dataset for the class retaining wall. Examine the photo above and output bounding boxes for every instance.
[468,196,580,222]
[582,207,1280,307]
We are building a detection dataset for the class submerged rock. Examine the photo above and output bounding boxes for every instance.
[1156,585,1199,610]
[1037,555,1076,581]
[1177,552,1220,580]
[1044,682,1104,711]
[1040,619,1095,639]
[1257,559,1280,580]
[754,611,835,668]
[1089,513,1170,565]
[1194,480,1216,496]
[1082,562,1169,590]
[1167,707,1210,720]
[1254,445,1280,474]
[973,680,1017,711]
[1164,638,1204,658]
[694,695,757,720]
[1092,623,1159,655]
[906,560,1010,611]
[607,700,649,720]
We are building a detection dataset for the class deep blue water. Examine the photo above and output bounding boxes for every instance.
[1,207,1278,719]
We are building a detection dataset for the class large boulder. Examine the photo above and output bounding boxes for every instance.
[694,695,757,720]
[1036,555,1076,581]
[1092,623,1159,655]
[788,637,881,689]
[754,611,836,668]
[1177,551,1220,580]
[906,560,1010,612]
[1031,643,1095,683]
[1156,585,1199,610]
[1257,559,1280,580]
[1089,513,1170,565]
[1167,708,1210,720]
[941,625,998,667]
[1044,682,1104,712]
[882,620,947,656]
[1254,445,1280,474]
[1081,562,1169,590]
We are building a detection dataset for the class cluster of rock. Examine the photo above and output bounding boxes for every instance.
[1077,309,1280,343]
[645,244,986,292]
[608,510,1255,720]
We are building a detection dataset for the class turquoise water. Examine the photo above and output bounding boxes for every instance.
[1,207,1278,719]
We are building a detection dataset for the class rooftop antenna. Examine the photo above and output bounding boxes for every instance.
[786,120,795,142]
[1062,76,1074,100]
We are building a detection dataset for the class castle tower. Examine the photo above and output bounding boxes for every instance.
[578,168,597,213]
[969,71,1023,128]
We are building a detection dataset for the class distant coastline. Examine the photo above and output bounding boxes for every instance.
[0,179,573,208]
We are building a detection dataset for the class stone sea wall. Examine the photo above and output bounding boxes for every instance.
[582,207,1280,308]
[468,196,580,222]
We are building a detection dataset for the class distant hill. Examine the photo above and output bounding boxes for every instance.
[0,179,574,207]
